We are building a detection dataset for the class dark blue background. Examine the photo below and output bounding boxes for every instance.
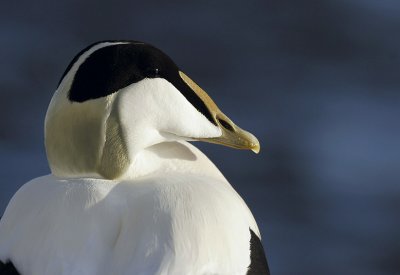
[1,1,399,274]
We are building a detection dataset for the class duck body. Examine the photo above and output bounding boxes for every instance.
[0,41,269,274]
[0,142,264,275]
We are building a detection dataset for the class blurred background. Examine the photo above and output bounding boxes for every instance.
[1,0,399,274]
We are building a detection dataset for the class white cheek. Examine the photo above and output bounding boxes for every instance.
[153,79,221,138]
[117,78,221,142]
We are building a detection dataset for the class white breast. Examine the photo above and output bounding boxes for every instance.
[0,142,259,275]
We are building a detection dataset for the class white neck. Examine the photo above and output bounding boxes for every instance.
[123,140,226,181]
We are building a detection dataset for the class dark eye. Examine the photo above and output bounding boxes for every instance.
[146,68,160,78]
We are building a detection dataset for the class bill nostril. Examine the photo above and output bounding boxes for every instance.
[218,118,235,132]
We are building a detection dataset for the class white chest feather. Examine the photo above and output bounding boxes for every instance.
[0,142,259,275]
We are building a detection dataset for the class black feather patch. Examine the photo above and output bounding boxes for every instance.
[0,261,20,275]
[62,41,216,125]
[247,228,270,275]
[0,216,20,274]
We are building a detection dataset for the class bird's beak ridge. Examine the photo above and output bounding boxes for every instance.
[179,71,260,154]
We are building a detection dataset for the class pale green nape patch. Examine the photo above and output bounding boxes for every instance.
[45,84,129,179]
[45,97,106,177]
[98,109,130,180]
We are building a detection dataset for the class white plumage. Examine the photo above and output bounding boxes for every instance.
[0,41,269,275]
